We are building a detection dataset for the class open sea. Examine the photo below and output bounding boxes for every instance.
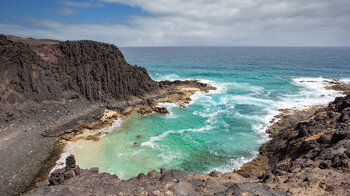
[59,47,350,179]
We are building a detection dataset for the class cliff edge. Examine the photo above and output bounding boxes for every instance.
[0,35,159,123]
[0,35,218,195]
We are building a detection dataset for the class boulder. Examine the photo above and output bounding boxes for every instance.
[153,107,169,114]
[137,107,153,115]
[48,155,80,185]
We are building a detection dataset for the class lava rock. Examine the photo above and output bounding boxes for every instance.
[48,155,80,185]
[153,107,169,114]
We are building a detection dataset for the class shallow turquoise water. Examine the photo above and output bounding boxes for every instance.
[69,47,350,179]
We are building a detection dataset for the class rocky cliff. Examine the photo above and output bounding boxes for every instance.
[0,35,159,122]
[0,35,216,196]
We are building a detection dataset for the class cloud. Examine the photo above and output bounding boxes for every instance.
[52,7,80,15]
[51,0,105,16]
[60,0,104,8]
[1,0,350,46]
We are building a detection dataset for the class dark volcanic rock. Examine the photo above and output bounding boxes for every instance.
[0,35,162,196]
[0,35,159,122]
[28,154,286,196]
[57,40,159,102]
[238,95,350,195]
[137,107,153,115]
[153,106,169,114]
[48,155,80,185]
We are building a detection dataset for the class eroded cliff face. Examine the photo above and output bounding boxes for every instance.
[0,35,162,195]
[0,35,220,196]
[0,35,159,122]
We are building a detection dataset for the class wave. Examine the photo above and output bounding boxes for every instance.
[276,77,348,110]
[218,95,274,107]
[251,77,350,142]
[153,73,182,81]
[50,144,75,174]
[141,124,214,149]
[156,102,178,117]
[99,118,123,135]
[206,150,259,174]
[204,76,350,173]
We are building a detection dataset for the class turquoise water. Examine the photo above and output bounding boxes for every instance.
[68,47,350,179]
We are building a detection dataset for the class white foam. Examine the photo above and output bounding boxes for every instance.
[230,81,265,94]
[158,151,182,164]
[219,95,274,106]
[102,118,123,133]
[206,150,259,174]
[50,144,75,174]
[154,73,182,81]
[276,77,347,111]
[189,92,216,106]
[249,76,350,143]
[199,79,228,94]
[141,125,214,149]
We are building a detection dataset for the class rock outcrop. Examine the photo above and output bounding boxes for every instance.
[153,106,170,114]
[0,35,216,196]
[28,155,285,196]
[238,95,350,195]
[0,35,163,195]
[48,155,80,185]
[0,34,159,122]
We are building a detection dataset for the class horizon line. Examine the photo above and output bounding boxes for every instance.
[3,34,350,48]
[120,45,350,48]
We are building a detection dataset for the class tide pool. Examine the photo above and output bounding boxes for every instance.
[63,47,350,179]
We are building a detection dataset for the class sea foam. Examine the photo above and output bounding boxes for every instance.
[141,124,214,149]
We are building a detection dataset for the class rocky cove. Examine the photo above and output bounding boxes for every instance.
[1,35,350,195]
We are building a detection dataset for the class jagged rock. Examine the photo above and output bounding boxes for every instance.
[238,95,350,195]
[48,155,80,185]
[153,107,169,114]
[331,127,350,143]
[66,155,76,169]
[319,161,331,169]
[0,35,160,122]
[137,107,153,115]
[30,165,285,196]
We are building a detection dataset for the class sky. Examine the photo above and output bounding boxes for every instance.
[0,0,349,47]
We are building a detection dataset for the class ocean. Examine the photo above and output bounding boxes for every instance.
[60,47,350,179]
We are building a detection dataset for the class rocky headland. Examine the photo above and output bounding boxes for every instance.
[1,35,350,196]
[0,35,215,195]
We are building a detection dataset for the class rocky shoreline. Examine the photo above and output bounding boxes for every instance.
[1,35,350,195]
[0,35,216,195]
[27,93,350,196]
[236,93,350,195]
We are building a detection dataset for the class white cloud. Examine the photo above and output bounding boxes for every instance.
[61,0,104,8]
[1,0,350,46]
[53,7,80,15]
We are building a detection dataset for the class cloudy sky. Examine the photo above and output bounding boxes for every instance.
[0,0,349,46]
